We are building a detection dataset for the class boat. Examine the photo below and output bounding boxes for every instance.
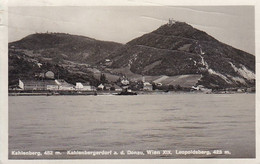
[116,89,137,95]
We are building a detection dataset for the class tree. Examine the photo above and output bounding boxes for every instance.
[168,85,174,91]
[100,73,107,84]
[152,82,157,90]
[175,85,182,91]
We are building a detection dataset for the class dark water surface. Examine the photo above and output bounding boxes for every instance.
[9,93,255,159]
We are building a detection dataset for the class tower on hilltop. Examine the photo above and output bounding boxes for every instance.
[168,18,176,26]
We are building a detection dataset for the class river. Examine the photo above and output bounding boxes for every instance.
[8,93,255,159]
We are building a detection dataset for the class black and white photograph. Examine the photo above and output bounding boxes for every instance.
[2,1,258,162]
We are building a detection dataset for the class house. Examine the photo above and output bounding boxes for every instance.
[8,79,24,90]
[237,88,245,93]
[55,79,75,90]
[75,82,96,91]
[143,82,153,91]
[113,84,122,92]
[75,82,84,90]
[97,84,105,90]
[81,82,95,91]
[121,79,129,86]
[191,85,212,93]
[46,80,59,90]
[156,83,162,87]
[104,84,112,91]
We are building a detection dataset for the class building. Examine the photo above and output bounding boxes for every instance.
[113,84,122,92]
[18,79,24,90]
[143,82,153,91]
[55,79,75,90]
[142,76,153,91]
[191,85,212,93]
[104,84,112,91]
[46,80,59,90]
[12,79,80,91]
[75,82,84,90]
[20,79,58,90]
[168,18,176,26]
[121,79,129,86]
[156,83,162,87]
[22,80,46,90]
[97,84,105,90]
[8,79,23,90]
[237,88,245,93]
[75,82,96,91]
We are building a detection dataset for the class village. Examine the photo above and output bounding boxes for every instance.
[8,70,155,95]
[8,69,255,96]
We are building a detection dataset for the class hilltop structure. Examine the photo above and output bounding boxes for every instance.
[168,18,176,26]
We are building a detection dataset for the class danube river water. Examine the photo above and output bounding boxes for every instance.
[9,93,255,159]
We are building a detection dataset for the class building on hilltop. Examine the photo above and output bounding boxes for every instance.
[168,18,176,26]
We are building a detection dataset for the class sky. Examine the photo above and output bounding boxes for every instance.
[8,6,255,54]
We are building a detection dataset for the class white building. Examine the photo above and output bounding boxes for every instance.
[143,82,153,91]
[113,85,122,92]
[18,79,24,90]
[121,79,129,86]
[75,82,84,90]
[46,84,59,90]
[75,82,96,91]
[55,79,75,90]
[191,85,212,93]
[98,84,105,90]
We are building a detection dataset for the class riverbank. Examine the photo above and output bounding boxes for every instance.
[8,90,254,96]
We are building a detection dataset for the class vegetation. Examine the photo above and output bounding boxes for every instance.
[109,22,255,88]
[8,22,255,89]
[99,73,108,84]
[9,50,99,86]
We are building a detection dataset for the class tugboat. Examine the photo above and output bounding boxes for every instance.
[116,88,137,95]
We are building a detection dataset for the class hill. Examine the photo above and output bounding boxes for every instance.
[10,33,122,65]
[8,21,255,89]
[109,21,255,89]
[8,50,99,86]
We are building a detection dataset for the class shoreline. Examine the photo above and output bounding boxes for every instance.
[8,90,255,96]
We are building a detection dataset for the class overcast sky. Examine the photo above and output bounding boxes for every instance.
[8,6,255,54]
